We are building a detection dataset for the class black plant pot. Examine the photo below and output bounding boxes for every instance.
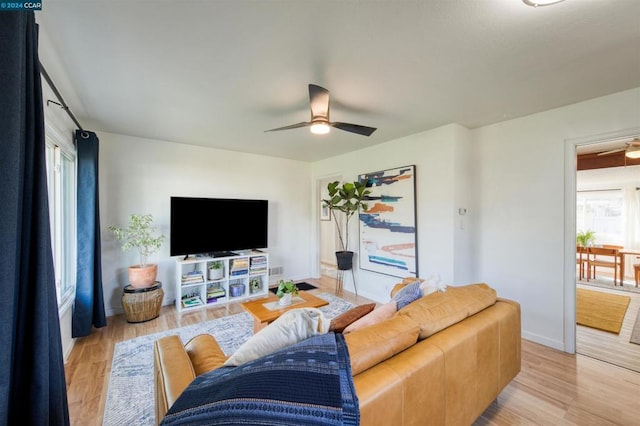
[335,251,354,271]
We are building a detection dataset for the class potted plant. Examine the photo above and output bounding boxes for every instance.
[276,279,298,306]
[322,180,371,270]
[208,261,224,281]
[576,230,596,248]
[109,213,165,288]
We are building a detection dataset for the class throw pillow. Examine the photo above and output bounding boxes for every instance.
[419,273,447,296]
[223,308,329,367]
[392,281,422,310]
[329,303,376,333]
[342,300,398,334]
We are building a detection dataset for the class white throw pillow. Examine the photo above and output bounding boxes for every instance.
[223,307,329,367]
[420,273,447,296]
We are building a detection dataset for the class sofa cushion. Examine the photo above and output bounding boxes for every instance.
[345,315,420,375]
[397,283,497,340]
[342,300,398,334]
[223,307,329,367]
[329,303,376,333]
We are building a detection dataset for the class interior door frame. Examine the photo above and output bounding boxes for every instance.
[563,126,640,353]
[313,173,342,279]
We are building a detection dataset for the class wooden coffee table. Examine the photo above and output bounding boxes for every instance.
[241,291,329,333]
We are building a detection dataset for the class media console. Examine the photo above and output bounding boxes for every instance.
[175,251,269,313]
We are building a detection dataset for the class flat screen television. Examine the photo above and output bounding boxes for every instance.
[170,196,268,257]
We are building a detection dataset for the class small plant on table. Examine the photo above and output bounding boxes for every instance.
[276,279,298,306]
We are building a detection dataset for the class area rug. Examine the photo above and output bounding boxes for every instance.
[631,310,640,345]
[103,292,354,426]
[269,281,317,294]
[576,288,631,334]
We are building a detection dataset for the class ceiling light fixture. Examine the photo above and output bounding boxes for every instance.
[310,121,330,135]
[522,0,566,7]
[626,145,640,159]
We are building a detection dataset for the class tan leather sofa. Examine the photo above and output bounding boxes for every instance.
[154,282,521,425]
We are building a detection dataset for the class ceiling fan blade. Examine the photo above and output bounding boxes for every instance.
[331,122,377,136]
[264,122,310,132]
[597,147,627,156]
[309,84,330,119]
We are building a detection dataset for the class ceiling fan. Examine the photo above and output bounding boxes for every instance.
[597,138,640,159]
[265,84,377,136]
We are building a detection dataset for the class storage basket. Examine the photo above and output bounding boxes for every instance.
[122,282,164,323]
[229,283,245,298]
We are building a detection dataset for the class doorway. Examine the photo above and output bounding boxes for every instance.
[317,175,341,282]
[570,130,640,372]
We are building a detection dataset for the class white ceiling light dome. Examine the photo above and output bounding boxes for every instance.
[523,0,567,7]
[626,145,640,159]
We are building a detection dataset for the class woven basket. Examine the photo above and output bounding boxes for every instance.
[122,282,164,323]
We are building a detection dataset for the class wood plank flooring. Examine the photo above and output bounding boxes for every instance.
[576,282,640,373]
[65,277,640,425]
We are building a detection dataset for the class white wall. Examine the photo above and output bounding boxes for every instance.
[312,124,475,303]
[452,124,475,284]
[99,132,312,316]
[474,87,640,350]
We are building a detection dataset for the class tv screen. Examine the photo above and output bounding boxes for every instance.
[170,197,268,257]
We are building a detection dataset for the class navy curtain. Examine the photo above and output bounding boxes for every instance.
[0,12,70,425]
[72,130,107,337]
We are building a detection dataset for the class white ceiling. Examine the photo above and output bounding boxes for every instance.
[36,0,640,162]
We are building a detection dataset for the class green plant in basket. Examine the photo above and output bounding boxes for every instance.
[276,279,298,298]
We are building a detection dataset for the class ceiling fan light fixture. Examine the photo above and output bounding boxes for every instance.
[522,0,566,7]
[310,122,330,135]
[625,146,640,159]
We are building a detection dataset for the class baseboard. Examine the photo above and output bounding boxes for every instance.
[521,331,566,352]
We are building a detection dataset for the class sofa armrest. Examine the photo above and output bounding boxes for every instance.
[184,334,229,376]
[154,335,196,425]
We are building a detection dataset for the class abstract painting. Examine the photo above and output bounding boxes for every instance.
[358,165,418,278]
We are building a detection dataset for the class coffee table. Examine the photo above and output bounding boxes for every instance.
[240,291,329,333]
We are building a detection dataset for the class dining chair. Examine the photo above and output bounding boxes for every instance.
[576,246,588,281]
[586,246,622,285]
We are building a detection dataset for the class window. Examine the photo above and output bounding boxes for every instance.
[45,138,76,310]
[576,190,623,244]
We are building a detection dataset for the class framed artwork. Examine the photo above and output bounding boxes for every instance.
[320,202,331,221]
[358,165,418,278]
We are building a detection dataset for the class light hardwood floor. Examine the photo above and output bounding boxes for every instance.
[65,277,640,425]
[576,282,640,373]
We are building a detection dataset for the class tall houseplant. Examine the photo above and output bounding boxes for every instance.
[109,213,165,288]
[322,180,370,270]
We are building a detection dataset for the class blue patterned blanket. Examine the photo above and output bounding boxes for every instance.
[161,333,359,425]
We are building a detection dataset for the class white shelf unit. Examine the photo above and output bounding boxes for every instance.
[175,251,269,312]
